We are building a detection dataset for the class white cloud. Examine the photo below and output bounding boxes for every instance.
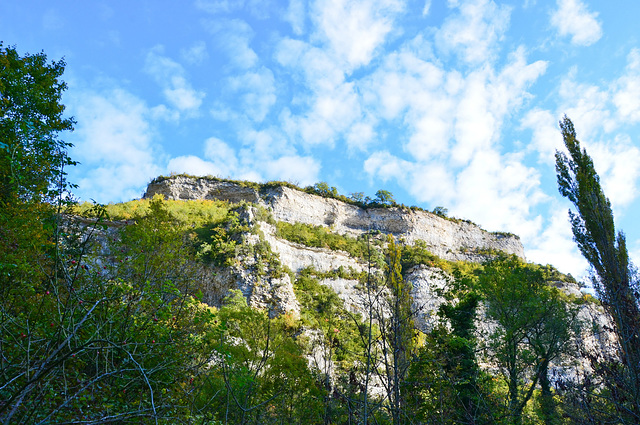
[613,49,640,123]
[435,0,511,65]
[144,46,205,115]
[67,88,162,202]
[452,49,546,165]
[408,163,456,206]
[181,41,209,65]
[165,132,319,185]
[364,151,413,184]
[452,151,547,238]
[310,0,404,70]
[588,135,640,211]
[275,38,346,91]
[527,206,590,279]
[558,73,615,139]
[550,0,602,46]
[285,0,306,35]
[422,0,432,16]
[206,19,258,69]
[203,137,239,176]
[346,120,376,152]
[227,67,277,122]
[263,155,321,185]
[166,155,220,177]
[280,80,362,146]
[520,108,563,164]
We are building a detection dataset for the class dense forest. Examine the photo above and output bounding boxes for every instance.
[2,45,640,424]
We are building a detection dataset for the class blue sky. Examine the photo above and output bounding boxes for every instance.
[3,0,640,280]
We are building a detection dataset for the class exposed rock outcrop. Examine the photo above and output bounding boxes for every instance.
[145,176,525,263]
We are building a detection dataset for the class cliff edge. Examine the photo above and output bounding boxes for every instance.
[144,175,525,263]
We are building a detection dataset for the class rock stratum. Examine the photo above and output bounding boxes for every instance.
[145,175,525,263]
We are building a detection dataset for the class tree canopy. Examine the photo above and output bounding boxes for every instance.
[0,43,75,203]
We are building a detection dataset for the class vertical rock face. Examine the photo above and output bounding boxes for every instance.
[144,176,525,263]
[141,175,531,331]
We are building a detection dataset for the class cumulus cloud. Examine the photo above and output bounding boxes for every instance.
[205,19,258,69]
[588,135,640,211]
[144,46,205,115]
[227,67,277,122]
[364,151,414,184]
[285,0,306,35]
[527,206,590,280]
[166,155,220,176]
[452,151,547,239]
[181,41,209,65]
[550,0,602,46]
[613,49,640,123]
[435,0,511,65]
[310,0,404,70]
[422,0,432,16]
[67,88,162,202]
[558,73,615,139]
[263,155,321,185]
[553,53,640,214]
[346,120,377,152]
[520,108,563,164]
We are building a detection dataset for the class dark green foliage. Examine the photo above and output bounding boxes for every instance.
[293,268,365,366]
[378,236,414,424]
[0,43,76,203]
[311,181,339,197]
[432,206,448,217]
[1,53,623,425]
[406,272,498,425]
[349,191,365,203]
[479,254,579,425]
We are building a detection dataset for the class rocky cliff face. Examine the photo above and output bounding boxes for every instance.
[141,175,611,385]
[145,176,525,263]
[143,176,592,329]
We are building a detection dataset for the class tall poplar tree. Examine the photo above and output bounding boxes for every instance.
[555,116,640,422]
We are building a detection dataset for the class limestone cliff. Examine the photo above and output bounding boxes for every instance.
[144,175,525,263]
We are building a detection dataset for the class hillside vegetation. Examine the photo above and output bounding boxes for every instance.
[1,44,634,425]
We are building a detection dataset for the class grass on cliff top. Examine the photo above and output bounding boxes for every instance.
[72,197,231,227]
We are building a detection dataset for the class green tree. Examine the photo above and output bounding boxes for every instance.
[479,255,577,425]
[196,290,321,424]
[406,271,498,425]
[377,236,414,424]
[0,43,76,203]
[432,206,448,217]
[375,189,396,206]
[312,182,338,198]
[0,198,213,423]
[0,44,75,327]
[349,192,365,204]
[556,116,640,422]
